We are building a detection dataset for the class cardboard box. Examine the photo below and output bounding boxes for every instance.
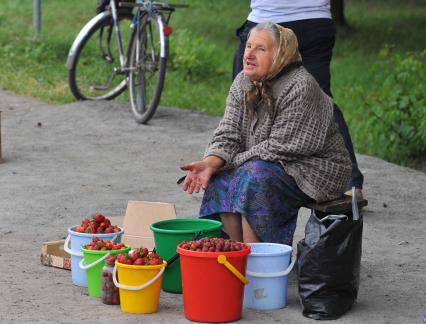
[41,240,71,270]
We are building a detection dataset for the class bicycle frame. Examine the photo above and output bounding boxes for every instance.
[109,0,127,68]
[129,1,168,57]
[133,8,167,73]
[67,1,167,72]
[67,0,187,122]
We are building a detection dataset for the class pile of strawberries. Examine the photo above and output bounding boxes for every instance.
[179,237,248,252]
[82,237,127,251]
[74,213,121,234]
[105,255,118,266]
[116,248,164,266]
[102,255,120,305]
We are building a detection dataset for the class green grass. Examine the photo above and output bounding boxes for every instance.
[0,0,425,166]
[0,0,248,107]
[331,0,426,162]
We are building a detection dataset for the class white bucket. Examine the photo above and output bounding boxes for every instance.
[63,226,123,287]
[243,243,295,310]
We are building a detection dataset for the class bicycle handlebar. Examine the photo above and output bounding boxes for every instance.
[119,2,189,11]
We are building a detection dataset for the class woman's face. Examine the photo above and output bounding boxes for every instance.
[243,30,277,81]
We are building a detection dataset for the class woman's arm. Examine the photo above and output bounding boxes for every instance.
[203,79,246,166]
[180,76,248,194]
[180,155,225,194]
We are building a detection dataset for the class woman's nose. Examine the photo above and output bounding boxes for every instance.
[245,48,254,58]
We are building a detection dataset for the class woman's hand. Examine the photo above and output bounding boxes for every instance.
[180,156,224,194]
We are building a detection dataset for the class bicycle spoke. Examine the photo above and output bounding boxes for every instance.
[69,1,187,118]
[128,13,168,123]
[69,15,133,100]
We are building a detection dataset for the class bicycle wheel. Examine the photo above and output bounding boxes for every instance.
[68,13,133,100]
[128,14,168,124]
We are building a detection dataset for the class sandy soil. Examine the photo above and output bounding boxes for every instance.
[0,89,425,324]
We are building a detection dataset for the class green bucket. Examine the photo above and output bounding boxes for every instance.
[80,246,131,297]
[150,218,223,293]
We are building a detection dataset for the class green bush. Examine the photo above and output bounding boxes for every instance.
[363,49,426,166]
[168,29,222,79]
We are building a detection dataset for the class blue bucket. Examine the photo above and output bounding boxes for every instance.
[63,226,124,287]
[243,243,295,310]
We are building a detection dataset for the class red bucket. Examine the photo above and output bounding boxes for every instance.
[177,245,251,323]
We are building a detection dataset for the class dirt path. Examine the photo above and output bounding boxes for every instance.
[0,90,425,323]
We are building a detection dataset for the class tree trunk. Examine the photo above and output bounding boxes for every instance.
[331,0,349,27]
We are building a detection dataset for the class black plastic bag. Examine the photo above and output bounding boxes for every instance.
[297,188,363,320]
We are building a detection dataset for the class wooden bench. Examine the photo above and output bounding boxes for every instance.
[304,195,368,214]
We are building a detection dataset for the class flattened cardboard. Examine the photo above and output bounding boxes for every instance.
[41,240,71,270]
[114,201,176,250]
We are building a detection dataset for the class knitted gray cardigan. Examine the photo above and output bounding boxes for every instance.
[204,66,352,202]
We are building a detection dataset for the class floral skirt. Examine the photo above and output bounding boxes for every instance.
[200,160,313,245]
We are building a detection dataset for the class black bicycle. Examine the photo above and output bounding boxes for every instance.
[66,0,188,124]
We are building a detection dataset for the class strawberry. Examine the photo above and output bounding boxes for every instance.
[93,213,106,224]
[105,255,116,266]
[99,222,107,231]
[149,251,160,259]
[129,250,138,261]
[148,258,163,265]
[116,254,126,263]
[75,226,85,233]
[134,258,144,265]
[141,248,149,257]
[134,247,148,258]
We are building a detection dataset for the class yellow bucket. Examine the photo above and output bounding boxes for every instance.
[113,261,166,314]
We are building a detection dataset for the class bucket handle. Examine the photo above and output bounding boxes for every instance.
[166,253,180,268]
[78,252,110,270]
[63,233,119,257]
[157,230,204,268]
[63,234,83,257]
[217,255,248,285]
[112,264,165,291]
[245,255,296,278]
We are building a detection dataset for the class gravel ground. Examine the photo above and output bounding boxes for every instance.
[0,89,425,324]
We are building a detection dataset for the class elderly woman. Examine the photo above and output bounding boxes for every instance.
[180,22,351,245]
